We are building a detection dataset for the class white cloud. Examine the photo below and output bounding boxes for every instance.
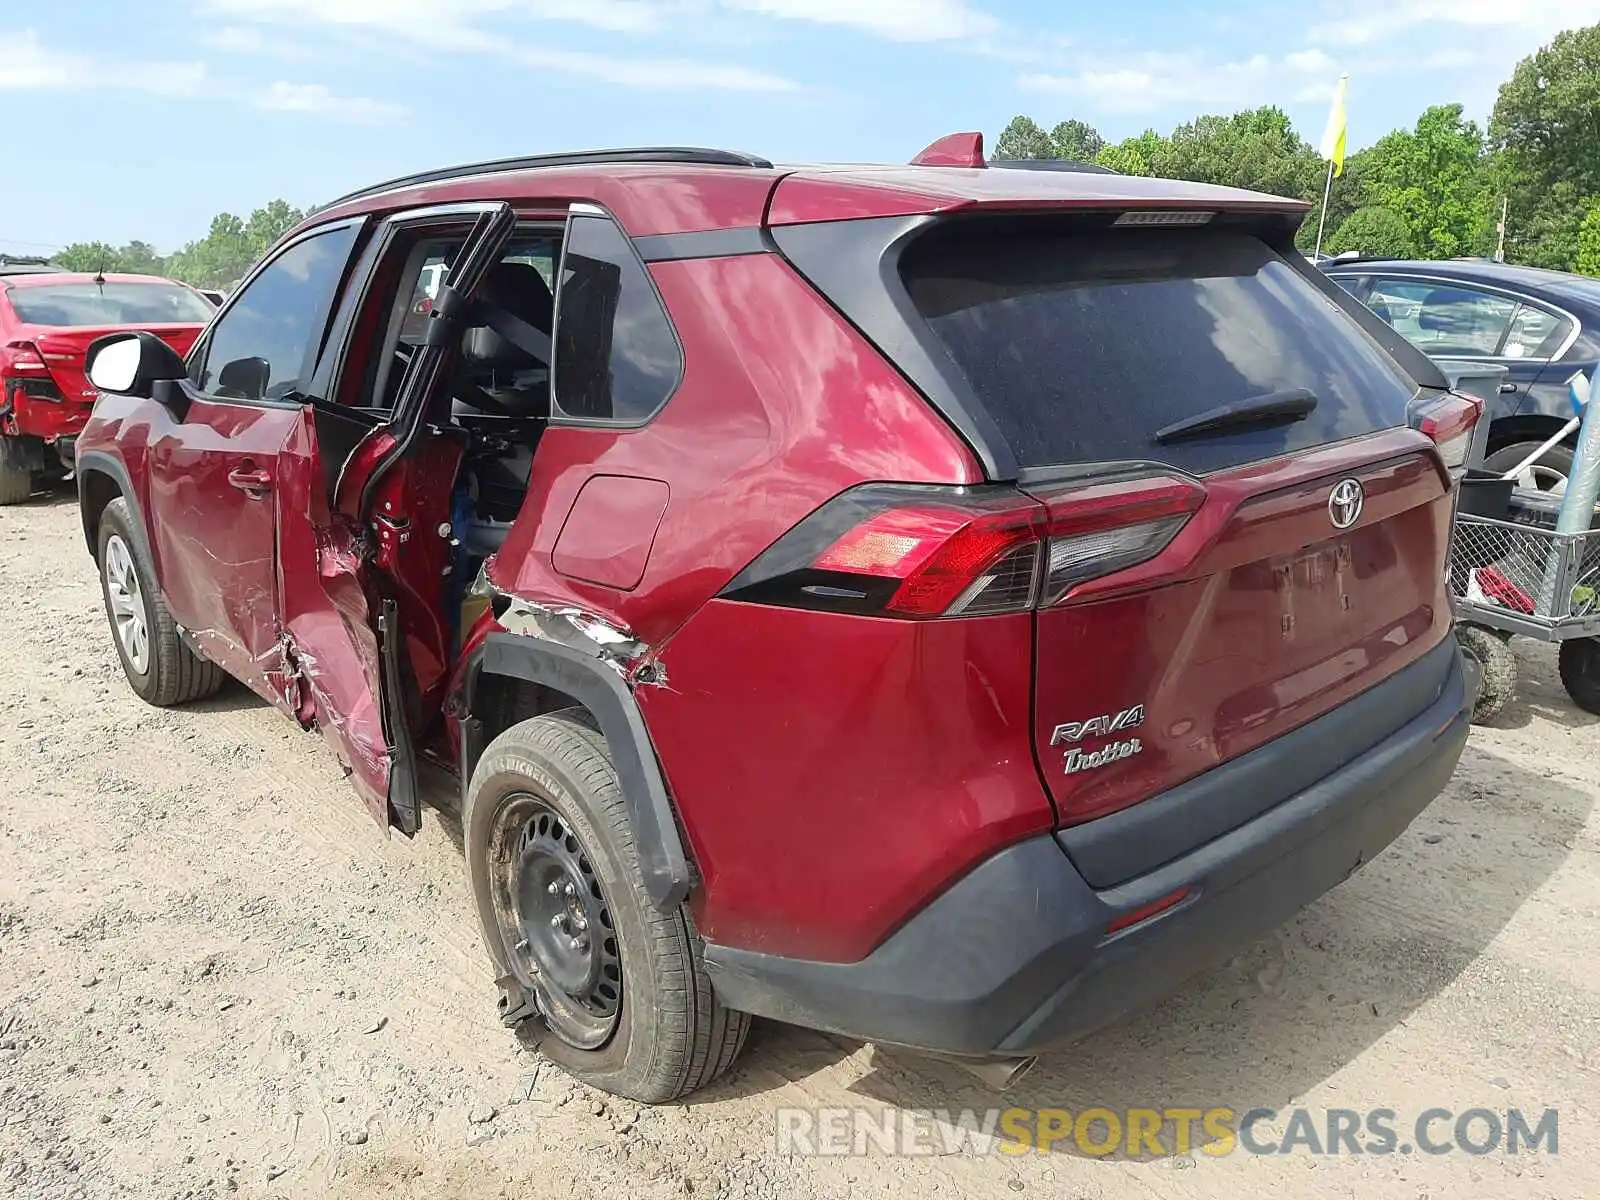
[0,28,207,96]
[203,25,266,53]
[723,0,998,41]
[255,80,408,122]
[537,48,796,89]
[1020,50,1332,115]
[204,0,802,90]
[1308,0,1600,46]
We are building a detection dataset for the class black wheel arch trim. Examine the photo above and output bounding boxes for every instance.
[464,631,693,911]
[75,450,152,562]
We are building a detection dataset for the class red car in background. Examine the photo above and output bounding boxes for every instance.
[0,267,212,503]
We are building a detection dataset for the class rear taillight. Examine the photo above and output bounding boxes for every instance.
[1,342,61,405]
[2,342,49,375]
[1410,391,1482,477]
[721,476,1204,619]
[1032,475,1205,606]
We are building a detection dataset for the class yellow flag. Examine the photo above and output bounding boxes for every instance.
[1319,75,1349,178]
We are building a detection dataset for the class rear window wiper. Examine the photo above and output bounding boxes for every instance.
[1153,388,1318,444]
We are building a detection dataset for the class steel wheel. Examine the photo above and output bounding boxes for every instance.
[489,794,621,1049]
[103,533,151,675]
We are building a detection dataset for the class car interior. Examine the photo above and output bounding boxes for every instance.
[336,227,589,705]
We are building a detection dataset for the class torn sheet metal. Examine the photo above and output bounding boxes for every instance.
[480,570,667,688]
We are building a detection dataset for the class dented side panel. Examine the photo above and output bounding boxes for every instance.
[140,395,301,695]
[275,409,391,820]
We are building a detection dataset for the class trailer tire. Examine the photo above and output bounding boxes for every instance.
[1457,624,1516,723]
[1558,637,1600,715]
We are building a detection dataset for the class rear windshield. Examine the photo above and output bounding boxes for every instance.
[8,282,213,327]
[902,226,1417,474]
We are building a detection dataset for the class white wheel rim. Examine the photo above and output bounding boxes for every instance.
[104,534,151,675]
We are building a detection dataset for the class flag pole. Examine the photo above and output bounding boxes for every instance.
[1314,158,1334,258]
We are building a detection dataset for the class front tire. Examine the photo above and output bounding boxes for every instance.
[464,713,748,1102]
[97,498,227,706]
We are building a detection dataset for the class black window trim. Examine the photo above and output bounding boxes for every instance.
[547,201,686,430]
[182,216,367,412]
[314,202,515,408]
[1349,271,1582,364]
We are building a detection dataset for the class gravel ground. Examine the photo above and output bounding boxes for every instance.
[0,488,1596,1199]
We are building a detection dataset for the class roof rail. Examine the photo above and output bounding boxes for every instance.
[326,146,775,208]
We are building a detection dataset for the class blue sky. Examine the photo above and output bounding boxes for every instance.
[3,0,1598,255]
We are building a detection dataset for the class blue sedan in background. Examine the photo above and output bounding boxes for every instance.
[1325,258,1600,490]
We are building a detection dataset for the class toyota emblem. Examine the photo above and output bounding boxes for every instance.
[1328,478,1364,530]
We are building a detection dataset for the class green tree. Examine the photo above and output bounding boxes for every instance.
[1491,24,1600,269]
[243,199,305,257]
[115,240,164,274]
[1095,130,1166,176]
[1156,106,1321,198]
[1359,104,1491,258]
[163,215,248,290]
[1572,203,1600,276]
[1327,206,1416,258]
[1050,119,1105,162]
[994,115,1055,160]
[53,241,121,273]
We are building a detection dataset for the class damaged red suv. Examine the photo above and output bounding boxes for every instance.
[76,136,1478,1102]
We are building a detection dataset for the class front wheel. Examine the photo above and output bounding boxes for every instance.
[97,498,227,706]
[464,713,748,1102]
[1558,637,1600,715]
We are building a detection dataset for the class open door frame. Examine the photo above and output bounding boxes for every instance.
[279,201,518,833]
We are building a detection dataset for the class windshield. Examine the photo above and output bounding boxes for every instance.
[8,282,214,327]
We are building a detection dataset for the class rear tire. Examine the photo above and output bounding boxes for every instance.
[1457,624,1516,722]
[0,436,33,505]
[1558,637,1600,715]
[464,712,748,1103]
[96,498,227,706]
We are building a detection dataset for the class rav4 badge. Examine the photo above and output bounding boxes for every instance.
[1049,704,1145,746]
[1051,704,1148,776]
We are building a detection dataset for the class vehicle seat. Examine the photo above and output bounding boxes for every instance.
[454,262,554,420]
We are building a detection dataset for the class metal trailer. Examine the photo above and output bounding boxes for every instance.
[1438,359,1600,719]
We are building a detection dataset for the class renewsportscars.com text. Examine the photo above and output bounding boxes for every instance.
[775,1106,1559,1158]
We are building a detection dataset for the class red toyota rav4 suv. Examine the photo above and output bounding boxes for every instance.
[75,137,1478,1102]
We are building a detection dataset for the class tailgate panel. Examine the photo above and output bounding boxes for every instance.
[1034,446,1455,829]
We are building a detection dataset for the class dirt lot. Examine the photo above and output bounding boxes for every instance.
[0,490,1596,1200]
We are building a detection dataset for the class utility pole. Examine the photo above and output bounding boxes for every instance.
[1495,195,1508,262]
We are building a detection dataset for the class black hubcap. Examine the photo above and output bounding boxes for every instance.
[493,797,621,1049]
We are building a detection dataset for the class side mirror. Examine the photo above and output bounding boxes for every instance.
[86,331,188,399]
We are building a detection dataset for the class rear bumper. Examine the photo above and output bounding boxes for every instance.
[2,391,91,443]
[703,638,1471,1057]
